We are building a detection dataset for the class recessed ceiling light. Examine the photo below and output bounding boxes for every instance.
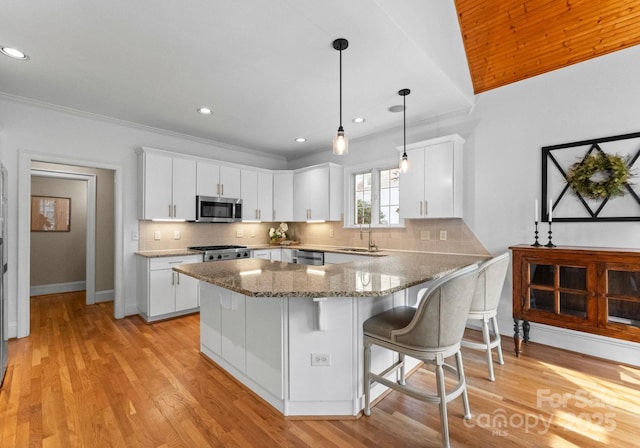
[294,137,307,143]
[197,107,212,115]
[388,105,405,113]
[352,117,366,124]
[1,46,29,60]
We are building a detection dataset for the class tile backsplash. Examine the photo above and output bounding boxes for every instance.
[138,219,489,256]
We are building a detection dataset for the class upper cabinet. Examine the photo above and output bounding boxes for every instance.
[293,163,342,221]
[196,161,241,198]
[273,171,294,222]
[241,169,273,221]
[138,149,196,220]
[399,134,464,219]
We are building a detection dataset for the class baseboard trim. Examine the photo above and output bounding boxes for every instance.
[495,316,640,367]
[96,290,114,303]
[30,281,86,297]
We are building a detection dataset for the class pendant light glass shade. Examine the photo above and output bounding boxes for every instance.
[332,38,349,155]
[333,126,348,155]
[399,88,410,172]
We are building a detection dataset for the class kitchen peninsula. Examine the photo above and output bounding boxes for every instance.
[174,249,486,417]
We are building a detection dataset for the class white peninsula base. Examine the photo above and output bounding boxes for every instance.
[198,281,425,417]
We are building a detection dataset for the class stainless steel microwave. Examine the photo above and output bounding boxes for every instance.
[195,196,242,222]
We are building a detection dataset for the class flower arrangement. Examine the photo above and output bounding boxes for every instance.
[269,222,288,242]
[565,152,632,200]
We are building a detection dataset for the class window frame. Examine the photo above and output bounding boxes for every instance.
[344,157,404,229]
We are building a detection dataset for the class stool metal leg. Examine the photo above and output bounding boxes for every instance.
[364,340,372,416]
[398,353,406,386]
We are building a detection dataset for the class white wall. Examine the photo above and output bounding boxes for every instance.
[0,96,286,338]
[289,45,640,364]
[467,45,640,364]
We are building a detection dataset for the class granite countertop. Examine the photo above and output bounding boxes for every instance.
[173,251,487,298]
[136,249,203,258]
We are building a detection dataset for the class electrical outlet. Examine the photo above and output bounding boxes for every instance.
[420,230,430,240]
[440,230,447,241]
[329,228,334,237]
[250,229,256,238]
[236,229,244,238]
[310,353,331,366]
[154,231,161,240]
[131,231,139,241]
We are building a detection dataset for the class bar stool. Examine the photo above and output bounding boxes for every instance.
[363,264,479,448]
[461,252,510,381]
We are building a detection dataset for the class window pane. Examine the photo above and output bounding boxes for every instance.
[355,172,372,224]
[379,168,399,226]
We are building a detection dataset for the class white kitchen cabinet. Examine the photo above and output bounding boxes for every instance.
[137,254,201,322]
[241,169,273,221]
[246,297,284,399]
[137,150,196,220]
[252,248,282,261]
[399,134,464,219]
[196,161,241,198]
[220,291,246,373]
[324,252,367,264]
[199,282,222,356]
[281,249,294,263]
[293,163,342,221]
[273,171,294,222]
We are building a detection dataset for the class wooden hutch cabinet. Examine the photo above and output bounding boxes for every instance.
[510,245,640,355]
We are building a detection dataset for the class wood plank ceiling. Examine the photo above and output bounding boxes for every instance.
[455,0,640,93]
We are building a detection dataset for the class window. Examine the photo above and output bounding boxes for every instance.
[350,165,401,227]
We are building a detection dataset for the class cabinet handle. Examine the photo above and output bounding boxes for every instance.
[424,200,428,216]
[173,205,177,217]
[177,272,180,285]
[169,204,172,218]
[221,184,224,196]
[273,209,276,220]
[171,272,175,286]
[258,209,261,220]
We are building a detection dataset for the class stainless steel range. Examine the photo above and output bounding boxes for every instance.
[189,245,251,262]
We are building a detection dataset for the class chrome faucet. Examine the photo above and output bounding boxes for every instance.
[360,221,377,252]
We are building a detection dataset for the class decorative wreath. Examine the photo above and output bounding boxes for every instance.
[565,152,631,200]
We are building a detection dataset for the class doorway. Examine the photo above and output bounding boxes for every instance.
[16,152,124,338]
[29,166,100,304]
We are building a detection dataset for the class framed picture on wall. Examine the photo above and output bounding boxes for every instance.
[31,196,71,232]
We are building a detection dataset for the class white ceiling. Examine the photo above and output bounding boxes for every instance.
[0,0,474,160]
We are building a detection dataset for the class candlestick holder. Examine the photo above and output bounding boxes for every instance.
[545,221,556,247]
[531,221,542,247]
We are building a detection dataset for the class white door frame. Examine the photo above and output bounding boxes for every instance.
[17,151,124,338]
[30,169,97,304]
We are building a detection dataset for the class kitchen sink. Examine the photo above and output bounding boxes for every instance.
[337,247,381,253]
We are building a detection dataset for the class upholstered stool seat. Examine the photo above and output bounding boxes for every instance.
[363,264,479,448]
[461,252,510,382]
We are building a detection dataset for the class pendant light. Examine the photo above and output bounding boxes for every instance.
[399,88,410,172]
[332,38,349,155]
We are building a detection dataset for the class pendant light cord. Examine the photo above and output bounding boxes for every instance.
[339,47,343,129]
[403,93,406,152]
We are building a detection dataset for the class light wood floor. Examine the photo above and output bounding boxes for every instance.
[1,292,638,447]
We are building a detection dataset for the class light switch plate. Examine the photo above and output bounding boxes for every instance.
[420,230,430,240]
[173,230,181,240]
[440,230,447,240]
[154,231,161,240]
[236,230,243,238]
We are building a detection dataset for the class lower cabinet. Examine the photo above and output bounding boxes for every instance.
[137,255,200,322]
[511,245,640,347]
[199,283,284,400]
